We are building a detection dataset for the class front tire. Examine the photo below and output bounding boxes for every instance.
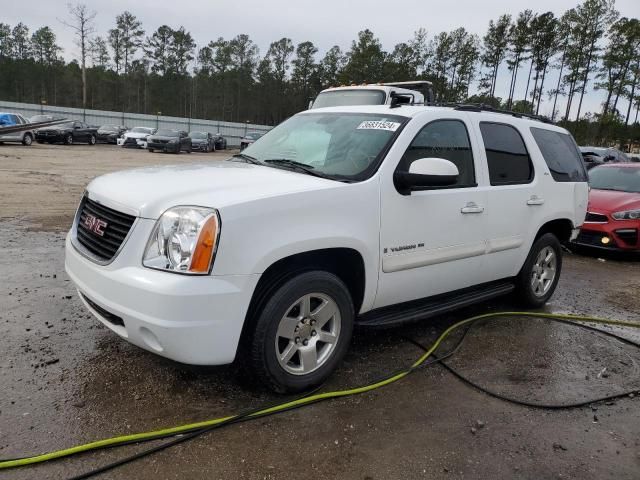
[22,133,33,146]
[64,134,73,145]
[88,134,96,145]
[515,233,562,308]
[248,271,354,393]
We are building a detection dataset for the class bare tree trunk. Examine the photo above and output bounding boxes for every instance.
[536,63,549,116]
[612,61,632,114]
[61,4,95,117]
[625,63,639,126]
[575,17,600,122]
[551,48,566,121]
[523,60,534,108]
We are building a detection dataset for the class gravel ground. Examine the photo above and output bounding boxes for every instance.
[1,143,639,480]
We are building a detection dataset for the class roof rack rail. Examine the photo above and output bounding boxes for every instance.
[451,103,552,124]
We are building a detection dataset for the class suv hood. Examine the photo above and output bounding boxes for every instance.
[87,161,338,219]
[588,188,640,213]
[125,132,151,139]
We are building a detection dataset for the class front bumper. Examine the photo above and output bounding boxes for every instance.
[65,225,259,365]
[98,133,118,143]
[117,137,147,148]
[191,142,208,151]
[148,141,178,151]
[572,221,640,251]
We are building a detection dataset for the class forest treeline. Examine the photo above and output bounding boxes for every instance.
[0,0,638,145]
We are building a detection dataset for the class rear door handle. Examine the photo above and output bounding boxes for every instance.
[461,202,484,214]
[527,195,545,206]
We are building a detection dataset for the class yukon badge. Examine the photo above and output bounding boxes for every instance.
[83,214,108,236]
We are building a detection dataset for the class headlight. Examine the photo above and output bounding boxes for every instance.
[143,207,220,275]
[169,139,178,144]
[612,209,640,220]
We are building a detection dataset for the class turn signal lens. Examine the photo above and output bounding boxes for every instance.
[189,214,219,273]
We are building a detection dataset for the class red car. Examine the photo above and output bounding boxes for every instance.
[573,163,640,252]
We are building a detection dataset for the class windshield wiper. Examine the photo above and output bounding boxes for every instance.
[231,153,262,165]
[263,159,332,179]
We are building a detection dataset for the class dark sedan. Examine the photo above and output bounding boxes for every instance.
[97,125,128,144]
[189,131,215,152]
[35,121,98,145]
[147,129,192,154]
[213,133,227,150]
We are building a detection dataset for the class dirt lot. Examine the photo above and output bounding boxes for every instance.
[1,143,639,480]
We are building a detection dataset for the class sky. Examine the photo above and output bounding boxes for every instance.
[3,0,640,118]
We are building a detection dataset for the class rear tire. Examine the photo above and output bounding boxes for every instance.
[515,233,562,308]
[247,271,354,393]
[148,148,154,153]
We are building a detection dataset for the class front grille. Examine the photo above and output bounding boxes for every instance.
[615,229,638,246]
[585,212,608,223]
[82,294,125,327]
[76,197,135,262]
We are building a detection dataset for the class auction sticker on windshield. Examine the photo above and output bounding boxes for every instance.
[357,120,401,132]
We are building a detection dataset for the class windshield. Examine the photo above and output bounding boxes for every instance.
[241,112,406,180]
[580,147,606,157]
[589,166,640,193]
[312,90,386,109]
[100,125,119,132]
[132,127,153,134]
[189,132,207,139]
[155,129,179,137]
[245,132,262,140]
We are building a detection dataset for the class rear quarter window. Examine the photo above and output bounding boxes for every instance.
[530,127,588,182]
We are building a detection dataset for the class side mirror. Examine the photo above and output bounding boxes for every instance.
[604,155,615,162]
[394,158,459,195]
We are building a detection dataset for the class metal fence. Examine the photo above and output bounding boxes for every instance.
[0,100,273,147]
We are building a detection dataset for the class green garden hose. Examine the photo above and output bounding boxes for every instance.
[1,311,639,475]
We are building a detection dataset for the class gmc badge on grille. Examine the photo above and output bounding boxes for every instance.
[83,214,108,236]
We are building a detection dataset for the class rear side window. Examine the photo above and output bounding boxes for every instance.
[480,122,533,185]
[530,127,588,182]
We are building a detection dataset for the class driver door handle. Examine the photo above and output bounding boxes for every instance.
[461,202,484,214]
[527,195,545,206]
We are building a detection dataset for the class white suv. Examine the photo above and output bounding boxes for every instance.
[65,105,588,392]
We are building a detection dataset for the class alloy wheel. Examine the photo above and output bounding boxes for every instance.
[531,246,557,296]
[275,293,341,375]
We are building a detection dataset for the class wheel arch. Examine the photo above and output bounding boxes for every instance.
[239,248,367,348]
[534,218,574,244]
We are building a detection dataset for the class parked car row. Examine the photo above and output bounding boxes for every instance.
[0,111,232,153]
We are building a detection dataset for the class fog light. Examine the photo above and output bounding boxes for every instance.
[601,236,610,245]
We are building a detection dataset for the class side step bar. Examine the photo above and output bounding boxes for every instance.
[356,280,515,328]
